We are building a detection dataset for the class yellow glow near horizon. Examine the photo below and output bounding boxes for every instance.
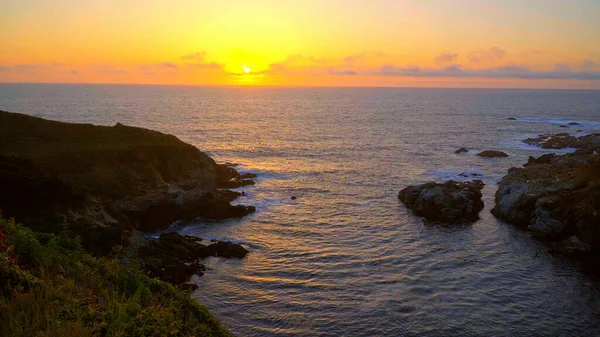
[0,0,599,89]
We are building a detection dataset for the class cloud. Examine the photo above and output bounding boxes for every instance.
[0,65,7,73]
[71,70,79,75]
[435,52,458,65]
[328,68,358,76]
[180,52,224,70]
[159,62,178,69]
[181,52,208,61]
[468,47,507,63]
[582,60,598,72]
[13,64,45,72]
[99,65,129,74]
[375,63,600,80]
[343,52,384,66]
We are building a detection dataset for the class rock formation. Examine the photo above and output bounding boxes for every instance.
[137,232,249,285]
[492,145,600,262]
[398,180,485,224]
[0,110,256,254]
[477,150,509,158]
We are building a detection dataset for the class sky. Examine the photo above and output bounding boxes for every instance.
[1,0,600,89]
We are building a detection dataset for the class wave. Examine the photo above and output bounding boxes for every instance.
[515,117,600,128]
[425,168,485,182]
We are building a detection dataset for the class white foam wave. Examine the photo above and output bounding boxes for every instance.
[515,117,600,128]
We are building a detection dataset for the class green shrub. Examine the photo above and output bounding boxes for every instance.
[0,219,232,337]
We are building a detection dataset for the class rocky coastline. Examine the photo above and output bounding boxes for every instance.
[400,131,600,272]
[0,110,255,335]
[493,133,600,265]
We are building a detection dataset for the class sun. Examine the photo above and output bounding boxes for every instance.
[242,65,251,74]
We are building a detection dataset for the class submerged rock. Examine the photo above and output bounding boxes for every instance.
[458,172,482,178]
[507,117,517,120]
[568,122,582,126]
[138,232,249,285]
[398,180,485,224]
[477,150,508,158]
[455,147,469,154]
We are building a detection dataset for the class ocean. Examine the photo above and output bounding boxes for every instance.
[2,83,600,336]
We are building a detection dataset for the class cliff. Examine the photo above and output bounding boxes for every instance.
[0,110,258,335]
[0,110,254,254]
[492,133,600,269]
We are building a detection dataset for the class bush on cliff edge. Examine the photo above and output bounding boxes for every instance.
[0,217,232,337]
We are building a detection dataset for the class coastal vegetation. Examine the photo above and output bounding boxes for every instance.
[0,110,256,336]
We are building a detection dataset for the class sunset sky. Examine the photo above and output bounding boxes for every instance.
[2,0,600,89]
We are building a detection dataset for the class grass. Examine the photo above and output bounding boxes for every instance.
[0,217,232,337]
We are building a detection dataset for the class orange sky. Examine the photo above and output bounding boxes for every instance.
[2,0,600,89]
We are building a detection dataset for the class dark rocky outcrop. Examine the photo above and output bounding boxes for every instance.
[507,117,516,120]
[215,164,256,188]
[477,150,508,158]
[0,110,256,254]
[523,133,578,149]
[492,150,600,266]
[568,122,582,126]
[458,172,482,178]
[137,232,248,285]
[523,133,600,153]
[398,180,485,224]
[455,147,469,154]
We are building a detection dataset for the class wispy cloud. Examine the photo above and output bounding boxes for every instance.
[435,52,458,65]
[159,62,178,69]
[99,65,129,75]
[180,52,223,70]
[468,47,506,63]
[374,64,600,80]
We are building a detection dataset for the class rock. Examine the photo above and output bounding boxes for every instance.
[572,133,600,152]
[507,117,516,120]
[0,110,259,254]
[398,180,485,224]
[523,133,600,152]
[137,232,249,285]
[179,282,199,291]
[568,122,582,126]
[577,130,583,132]
[205,241,249,258]
[455,147,468,154]
[560,125,569,128]
[215,164,256,188]
[120,189,255,231]
[477,150,508,158]
[523,133,577,149]
[458,172,482,178]
[291,196,297,200]
[241,173,258,179]
[549,236,594,259]
[492,150,600,267]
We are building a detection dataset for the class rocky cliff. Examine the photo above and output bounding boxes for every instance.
[0,110,255,254]
[493,133,600,266]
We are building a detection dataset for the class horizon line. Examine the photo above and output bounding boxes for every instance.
[1,81,600,92]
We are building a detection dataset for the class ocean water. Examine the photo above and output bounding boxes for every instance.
[2,84,600,336]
